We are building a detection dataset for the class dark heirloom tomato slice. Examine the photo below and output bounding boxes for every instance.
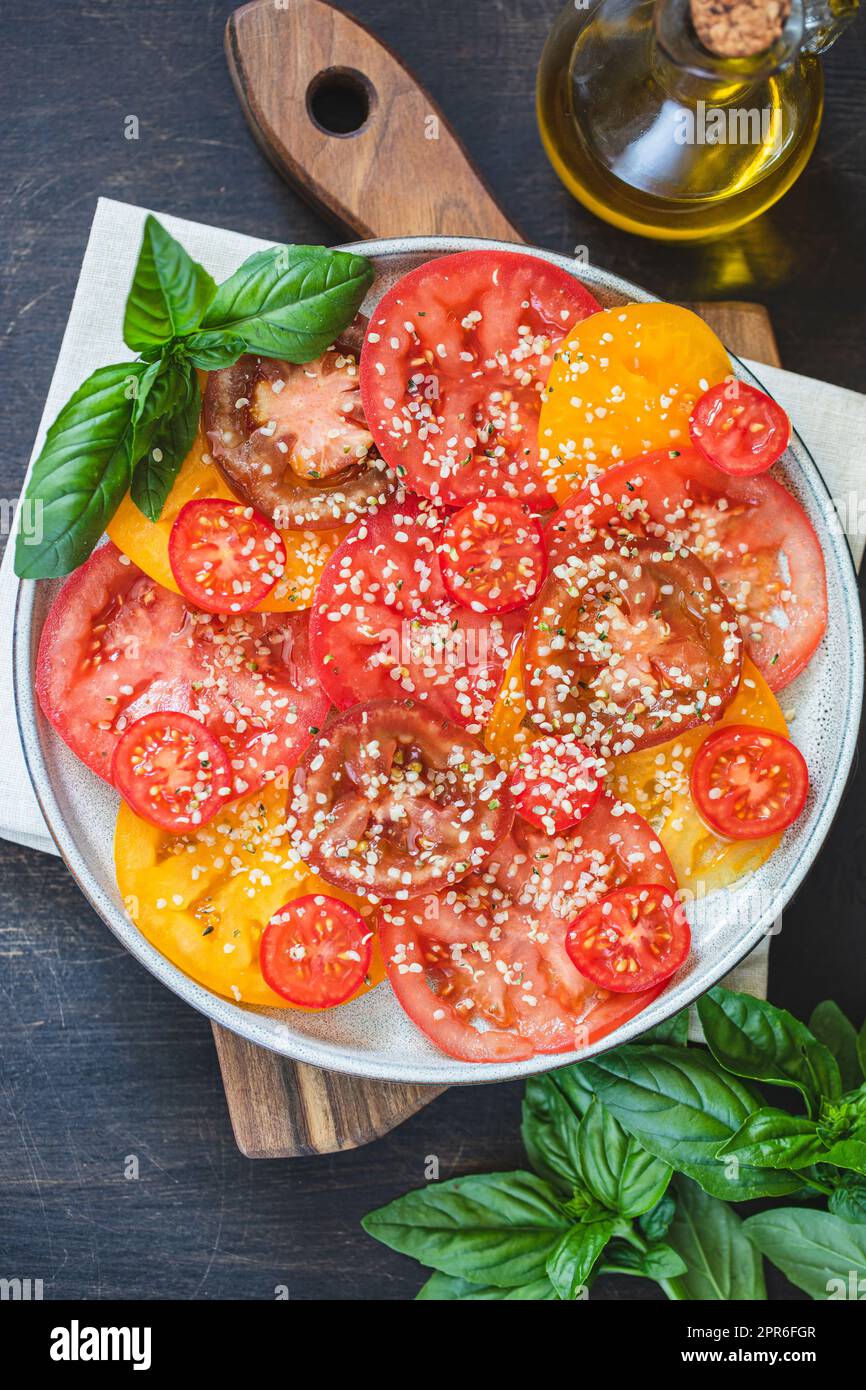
[203,335,396,530]
[545,447,826,692]
[439,499,547,613]
[168,498,287,614]
[565,883,690,993]
[36,543,328,789]
[690,724,809,840]
[689,380,790,477]
[524,536,742,755]
[309,496,523,734]
[359,250,601,509]
[510,735,604,834]
[110,710,231,831]
[260,894,373,1008]
[287,702,514,900]
[379,793,679,1062]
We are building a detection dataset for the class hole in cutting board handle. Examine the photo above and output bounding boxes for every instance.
[306,68,375,136]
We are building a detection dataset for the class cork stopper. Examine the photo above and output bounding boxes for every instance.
[689,0,793,56]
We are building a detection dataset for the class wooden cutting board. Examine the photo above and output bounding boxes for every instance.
[213,0,782,1159]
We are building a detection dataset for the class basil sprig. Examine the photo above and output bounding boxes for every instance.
[362,987,866,1300]
[15,215,373,579]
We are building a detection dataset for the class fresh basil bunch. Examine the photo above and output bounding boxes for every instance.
[362,987,866,1300]
[14,215,374,580]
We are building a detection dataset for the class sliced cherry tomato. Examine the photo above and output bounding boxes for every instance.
[115,783,384,1008]
[110,710,231,831]
[203,335,396,529]
[36,543,329,788]
[545,447,827,692]
[309,496,522,734]
[439,499,547,613]
[260,894,373,1008]
[689,380,790,477]
[510,735,604,833]
[168,498,287,614]
[379,794,678,1061]
[108,411,346,612]
[360,250,601,508]
[565,883,690,993]
[690,724,809,840]
[524,537,743,754]
[538,303,731,501]
[611,659,790,896]
[288,701,513,900]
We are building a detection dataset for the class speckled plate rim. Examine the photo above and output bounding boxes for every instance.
[13,234,865,1085]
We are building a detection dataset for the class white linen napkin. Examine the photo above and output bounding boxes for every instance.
[2,198,863,998]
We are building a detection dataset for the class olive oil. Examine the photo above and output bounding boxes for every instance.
[537,0,853,240]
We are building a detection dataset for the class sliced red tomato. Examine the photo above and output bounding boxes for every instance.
[309,496,522,734]
[287,701,513,899]
[689,380,790,477]
[360,250,601,508]
[524,536,742,754]
[260,894,373,1008]
[110,710,231,831]
[545,447,826,692]
[379,793,679,1062]
[36,542,329,788]
[168,498,287,614]
[565,883,689,993]
[510,735,604,833]
[203,337,396,529]
[439,499,547,613]
[690,724,809,840]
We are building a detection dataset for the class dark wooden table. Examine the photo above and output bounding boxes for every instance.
[1,0,863,1302]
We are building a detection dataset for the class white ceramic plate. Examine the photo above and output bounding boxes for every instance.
[14,236,864,1084]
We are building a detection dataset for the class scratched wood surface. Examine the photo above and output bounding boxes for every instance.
[0,0,864,1301]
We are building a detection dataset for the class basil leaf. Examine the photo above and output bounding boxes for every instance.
[667,1176,766,1299]
[521,1075,584,1193]
[15,361,149,578]
[600,1238,687,1281]
[123,214,216,352]
[416,1272,559,1301]
[720,1110,866,1175]
[698,987,841,1113]
[809,1001,862,1090]
[130,360,201,521]
[743,1207,866,1299]
[553,1063,596,1119]
[187,244,373,364]
[719,1109,827,1170]
[638,1191,676,1242]
[639,1010,690,1046]
[858,1019,866,1084]
[546,1218,616,1299]
[361,1172,570,1288]
[182,333,248,372]
[578,1044,802,1199]
[828,1173,866,1225]
[577,1098,672,1217]
[820,1137,866,1177]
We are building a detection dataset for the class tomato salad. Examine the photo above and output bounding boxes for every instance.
[33,248,826,1062]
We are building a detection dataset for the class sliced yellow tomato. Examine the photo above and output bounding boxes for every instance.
[484,645,534,770]
[107,421,346,612]
[115,783,384,1008]
[537,303,732,501]
[609,659,787,897]
[486,650,786,897]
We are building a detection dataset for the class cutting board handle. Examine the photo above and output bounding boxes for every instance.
[225,0,521,241]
